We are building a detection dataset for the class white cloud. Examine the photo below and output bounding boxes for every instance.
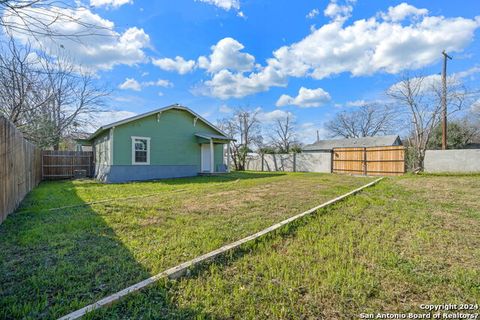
[323,0,354,22]
[345,99,367,107]
[119,78,172,91]
[143,79,173,88]
[3,6,150,71]
[119,78,141,91]
[388,70,470,95]
[84,110,137,132]
[97,110,136,125]
[201,64,287,99]
[471,99,480,114]
[455,65,480,80]
[197,0,240,11]
[152,56,196,74]
[296,122,328,144]
[276,87,331,108]
[306,8,320,19]
[219,104,233,113]
[257,109,293,123]
[380,2,428,22]
[198,3,479,100]
[274,8,480,80]
[198,37,255,73]
[90,0,133,8]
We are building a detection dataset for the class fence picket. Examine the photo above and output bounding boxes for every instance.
[41,150,94,180]
[332,146,405,176]
[0,116,42,224]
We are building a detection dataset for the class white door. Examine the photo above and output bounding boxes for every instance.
[201,144,211,172]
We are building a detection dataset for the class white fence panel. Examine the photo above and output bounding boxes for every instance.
[424,149,480,173]
[245,152,331,173]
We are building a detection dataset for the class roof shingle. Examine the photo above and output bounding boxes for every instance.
[303,135,402,151]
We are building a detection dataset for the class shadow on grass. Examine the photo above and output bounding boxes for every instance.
[87,194,340,319]
[0,183,208,319]
[119,171,288,186]
[51,172,288,190]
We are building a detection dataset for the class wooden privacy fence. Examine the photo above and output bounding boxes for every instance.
[0,116,42,224]
[332,146,405,176]
[42,150,94,180]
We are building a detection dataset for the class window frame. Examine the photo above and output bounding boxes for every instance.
[131,136,151,165]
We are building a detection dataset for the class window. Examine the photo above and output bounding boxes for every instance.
[131,137,150,165]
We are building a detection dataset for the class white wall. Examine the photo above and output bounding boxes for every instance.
[245,152,331,173]
[424,149,480,173]
[296,153,331,173]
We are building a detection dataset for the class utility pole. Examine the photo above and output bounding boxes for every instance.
[441,50,452,150]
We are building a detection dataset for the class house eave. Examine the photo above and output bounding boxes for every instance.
[86,104,230,142]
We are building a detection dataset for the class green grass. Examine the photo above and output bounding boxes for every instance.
[86,174,480,320]
[0,171,374,319]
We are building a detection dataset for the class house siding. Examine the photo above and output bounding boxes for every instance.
[92,109,227,182]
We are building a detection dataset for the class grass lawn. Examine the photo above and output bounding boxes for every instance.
[85,174,480,320]
[0,171,374,319]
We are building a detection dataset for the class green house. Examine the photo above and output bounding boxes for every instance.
[81,104,234,183]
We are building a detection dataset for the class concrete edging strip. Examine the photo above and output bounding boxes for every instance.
[58,177,384,320]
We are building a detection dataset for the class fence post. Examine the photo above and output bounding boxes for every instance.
[261,153,264,171]
[293,153,296,172]
[363,147,367,176]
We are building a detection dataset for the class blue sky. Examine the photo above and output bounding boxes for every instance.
[10,0,480,143]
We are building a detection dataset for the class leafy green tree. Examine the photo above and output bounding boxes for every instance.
[427,120,478,149]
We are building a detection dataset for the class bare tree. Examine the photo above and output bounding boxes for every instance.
[27,53,109,149]
[0,1,110,41]
[325,104,395,138]
[387,73,469,169]
[270,112,298,153]
[0,36,49,125]
[0,38,109,149]
[218,108,263,171]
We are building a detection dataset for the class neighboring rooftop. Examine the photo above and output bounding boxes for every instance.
[303,135,402,151]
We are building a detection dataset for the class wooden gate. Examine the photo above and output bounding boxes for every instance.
[42,150,94,180]
[332,146,405,176]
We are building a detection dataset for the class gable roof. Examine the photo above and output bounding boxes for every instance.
[303,135,402,151]
[86,104,230,141]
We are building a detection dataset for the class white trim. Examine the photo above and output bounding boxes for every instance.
[210,138,214,173]
[201,144,211,172]
[131,136,151,165]
[227,143,230,172]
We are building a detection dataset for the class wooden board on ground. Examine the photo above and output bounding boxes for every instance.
[57,178,383,320]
